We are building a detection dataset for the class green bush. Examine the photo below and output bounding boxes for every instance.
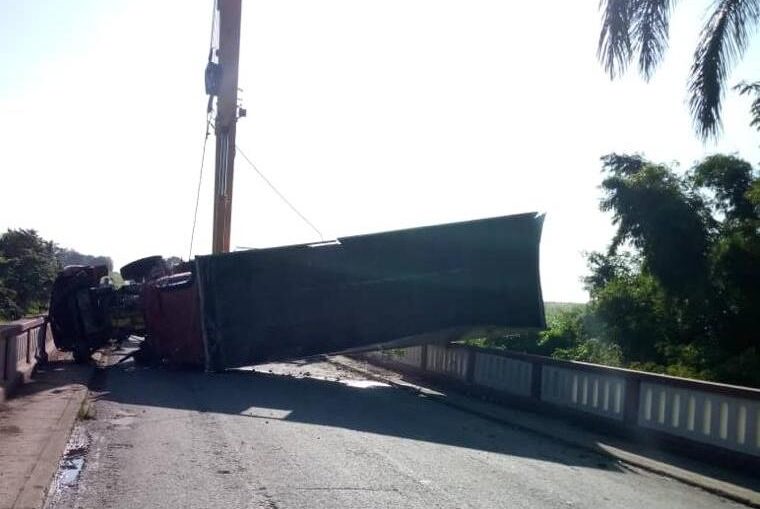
[0,229,60,320]
[465,153,760,388]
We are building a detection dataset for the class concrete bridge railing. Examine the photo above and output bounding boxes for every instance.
[0,316,52,402]
[363,343,760,465]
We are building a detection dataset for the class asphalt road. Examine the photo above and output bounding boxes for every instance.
[46,356,746,509]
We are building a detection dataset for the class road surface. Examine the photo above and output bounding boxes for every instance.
[46,354,746,509]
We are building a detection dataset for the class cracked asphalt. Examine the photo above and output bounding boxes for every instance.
[46,355,748,509]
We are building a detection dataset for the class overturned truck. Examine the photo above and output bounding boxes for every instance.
[49,212,546,370]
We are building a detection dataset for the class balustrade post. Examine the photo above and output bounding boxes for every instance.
[530,361,543,400]
[420,344,428,371]
[623,375,641,426]
[1,337,8,381]
[465,348,476,383]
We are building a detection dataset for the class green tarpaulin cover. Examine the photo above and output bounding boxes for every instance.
[195,212,545,371]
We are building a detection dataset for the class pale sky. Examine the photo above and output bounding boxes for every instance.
[1,0,759,302]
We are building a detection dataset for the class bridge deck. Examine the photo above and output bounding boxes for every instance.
[47,353,749,509]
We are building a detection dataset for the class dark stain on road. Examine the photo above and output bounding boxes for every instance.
[0,424,22,434]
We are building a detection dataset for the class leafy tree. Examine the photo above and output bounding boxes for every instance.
[588,270,675,361]
[598,0,760,138]
[537,307,588,355]
[56,247,113,271]
[529,306,623,366]
[468,153,759,385]
[587,153,760,385]
[599,154,711,299]
[692,155,760,358]
[552,338,624,367]
[0,230,119,321]
[0,229,61,317]
[692,154,757,221]
[747,176,760,209]
[0,279,21,320]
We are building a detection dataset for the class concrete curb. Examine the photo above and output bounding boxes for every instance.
[325,355,760,508]
[2,347,96,509]
[12,384,88,509]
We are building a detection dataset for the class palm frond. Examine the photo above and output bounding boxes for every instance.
[689,0,760,139]
[599,0,635,78]
[632,0,676,80]
[734,80,760,129]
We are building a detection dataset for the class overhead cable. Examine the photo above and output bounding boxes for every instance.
[235,145,325,242]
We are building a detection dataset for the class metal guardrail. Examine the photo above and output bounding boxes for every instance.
[0,316,49,399]
[365,343,760,461]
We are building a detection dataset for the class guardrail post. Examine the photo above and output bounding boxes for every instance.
[465,348,476,383]
[2,336,9,382]
[0,336,9,382]
[37,321,48,363]
[4,332,18,383]
[420,344,428,371]
[623,375,641,426]
[530,361,543,400]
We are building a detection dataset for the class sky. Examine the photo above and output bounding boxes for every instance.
[1,0,759,303]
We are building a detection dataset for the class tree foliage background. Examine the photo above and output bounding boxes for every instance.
[0,230,60,320]
[589,3,760,385]
[56,248,113,272]
[0,229,112,321]
[476,153,760,387]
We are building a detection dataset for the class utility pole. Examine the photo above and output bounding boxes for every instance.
[211,0,242,254]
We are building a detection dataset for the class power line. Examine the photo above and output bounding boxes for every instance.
[208,0,218,51]
[235,145,325,242]
[188,117,212,260]
[191,0,324,252]
[188,0,219,260]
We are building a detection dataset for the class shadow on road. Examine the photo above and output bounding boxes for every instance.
[92,358,624,473]
[3,359,91,403]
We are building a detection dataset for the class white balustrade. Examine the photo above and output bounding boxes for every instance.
[363,344,760,461]
[426,344,469,380]
[540,365,626,420]
[472,352,532,397]
[638,382,760,458]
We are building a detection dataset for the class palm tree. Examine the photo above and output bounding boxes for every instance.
[598,0,760,140]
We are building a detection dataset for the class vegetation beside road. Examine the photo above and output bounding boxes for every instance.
[0,229,112,320]
[472,154,760,388]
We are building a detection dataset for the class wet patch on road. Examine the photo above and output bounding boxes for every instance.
[46,424,90,506]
